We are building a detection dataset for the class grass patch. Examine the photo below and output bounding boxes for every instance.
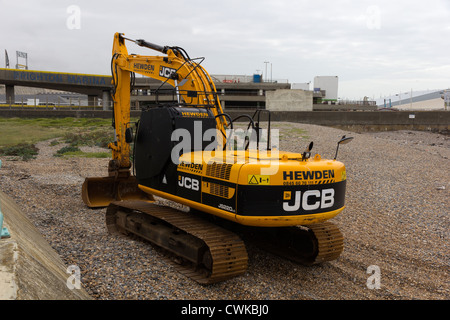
[0,117,114,148]
[0,121,67,147]
[0,117,118,159]
[54,145,110,158]
[0,117,111,128]
[70,151,110,158]
[49,140,61,146]
[286,127,309,139]
[54,145,81,157]
[0,143,39,161]
[56,150,111,158]
[62,128,112,148]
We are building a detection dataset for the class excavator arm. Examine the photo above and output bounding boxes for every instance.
[82,33,228,208]
[109,33,227,172]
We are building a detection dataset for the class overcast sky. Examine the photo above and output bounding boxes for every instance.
[1,0,449,100]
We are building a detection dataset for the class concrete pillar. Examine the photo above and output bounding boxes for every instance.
[5,85,14,105]
[102,90,110,110]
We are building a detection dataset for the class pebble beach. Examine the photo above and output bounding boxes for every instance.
[0,122,448,300]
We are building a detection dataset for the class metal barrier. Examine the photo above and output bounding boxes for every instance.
[0,103,108,110]
[0,160,11,239]
[0,95,113,110]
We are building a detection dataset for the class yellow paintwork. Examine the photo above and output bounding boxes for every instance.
[139,184,344,227]
[138,150,347,227]
[109,32,228,170]
[106,32,347,228]
[177,150,346,186]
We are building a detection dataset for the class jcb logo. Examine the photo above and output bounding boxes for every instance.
[283,188,334,212]
[159,66,177,79]
[178,176,199,191]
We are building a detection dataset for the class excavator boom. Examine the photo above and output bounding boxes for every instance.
[82,33,227,208]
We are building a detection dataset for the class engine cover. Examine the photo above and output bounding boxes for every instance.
[135,106,217,194]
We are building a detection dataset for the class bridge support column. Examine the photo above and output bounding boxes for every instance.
[88,95,97,107]
[5,85,14,105]
[102,90,110,110]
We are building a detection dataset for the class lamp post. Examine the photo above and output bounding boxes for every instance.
[264,61,269,82]
[270,63,273,83]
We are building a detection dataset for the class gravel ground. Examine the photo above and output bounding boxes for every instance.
[0,123,448,300]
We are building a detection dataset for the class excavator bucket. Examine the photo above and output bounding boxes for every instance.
[82,176,154,208]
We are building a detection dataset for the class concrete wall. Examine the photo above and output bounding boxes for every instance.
[226,110,450,133]
[266,89,313,111]
[0,109,448,133]
[0,190,91,300]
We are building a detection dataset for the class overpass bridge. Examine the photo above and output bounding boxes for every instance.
[0,68,291,110]
[0,68,112,108]
[0,68,377,111]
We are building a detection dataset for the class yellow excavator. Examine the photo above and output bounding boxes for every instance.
[82,33,353,284]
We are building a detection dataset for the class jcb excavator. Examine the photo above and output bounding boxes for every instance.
[82,33,352,284]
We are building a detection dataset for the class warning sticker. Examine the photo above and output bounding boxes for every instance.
[248,175,270,185]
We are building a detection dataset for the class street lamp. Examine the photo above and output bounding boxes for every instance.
[264,61,269,82]
[270,63,272,83]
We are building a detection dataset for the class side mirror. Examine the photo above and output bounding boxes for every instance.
[302,141,314,161]
[334,135,353,160]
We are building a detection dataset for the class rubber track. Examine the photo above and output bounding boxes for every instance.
[308,222,344,264]
[106,200,248,284]
[236,221,344,266]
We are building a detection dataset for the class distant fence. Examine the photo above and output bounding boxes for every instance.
[0,98,113,110]
[313,100,378,111]
[0,103,105,110]
[336,100,377,106]
[0,95,112,110]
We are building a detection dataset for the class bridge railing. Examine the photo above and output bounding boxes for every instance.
[0,98,113,110]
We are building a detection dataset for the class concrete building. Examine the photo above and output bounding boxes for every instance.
[266,89,313,111]
[130,76,292,110]
[376,89,448,111]
[313,76,339,103]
